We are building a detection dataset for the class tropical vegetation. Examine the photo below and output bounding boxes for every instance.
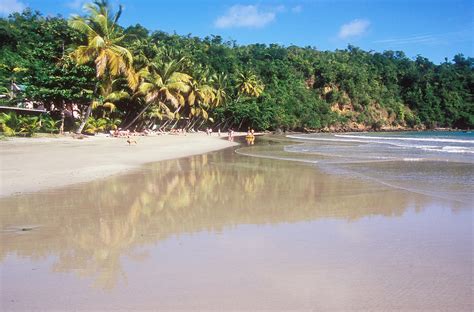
[0,0,472,136]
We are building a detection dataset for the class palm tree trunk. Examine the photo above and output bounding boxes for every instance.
[60,111,65,135]
[185,117,193,130]
[190,117,200,131]
[122,102,152,130]
[161,119,172,130]
[59,102,65,135]
[223,117,233,131]
[198,119,206,129]
[76,104,92,134]
[170,106,182,130]
[238,118,245,131]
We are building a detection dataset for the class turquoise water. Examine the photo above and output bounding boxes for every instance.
[239,132,474,204]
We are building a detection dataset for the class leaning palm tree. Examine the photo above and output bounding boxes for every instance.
[69,0,137,133]
[122,59,191,130]
[185,77,216,129]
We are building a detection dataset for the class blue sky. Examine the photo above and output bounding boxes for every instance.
[1,0,472,63]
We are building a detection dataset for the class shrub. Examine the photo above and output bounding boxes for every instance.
[19,116,41,137]
[40,115,60,134]
[0,112,19,136]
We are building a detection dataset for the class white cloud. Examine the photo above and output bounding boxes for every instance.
[0,0,26,15]
[292,5,303,13]
[214,5,276,28]
[338,19,370,39]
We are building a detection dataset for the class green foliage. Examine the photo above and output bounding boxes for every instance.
[84,117,121,134]
[84,117,107,134]
[19,115,41,136]
[0,112,61,136]
[0,112,20,136]
[0,112,48,136]
[40,115,61,133]
[1,5,472,132]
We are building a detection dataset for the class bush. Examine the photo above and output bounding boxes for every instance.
[371,120,384,130]
[0,112,61,136]
[83,117,121,134]
[19,116,41,137]
[404,111,420,128]
[40,115,60,134]
[0,112,20,136]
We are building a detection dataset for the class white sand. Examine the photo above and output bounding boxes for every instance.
[0,133,239,197]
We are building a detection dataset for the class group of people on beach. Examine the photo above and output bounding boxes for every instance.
[206,127,225,137]
[225,128,255,144]
[110,126,256,144]
[111,128,189,137]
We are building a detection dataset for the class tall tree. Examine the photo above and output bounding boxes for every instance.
[235,70,264,99]
[69,0,137,133]
[124,59,191,130]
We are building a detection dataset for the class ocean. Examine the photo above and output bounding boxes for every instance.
[238,131,474,204]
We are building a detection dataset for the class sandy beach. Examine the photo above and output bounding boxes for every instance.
[0,133,238,198]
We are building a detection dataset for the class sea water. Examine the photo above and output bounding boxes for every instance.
[286,131,474,163]
[240,131,474,204]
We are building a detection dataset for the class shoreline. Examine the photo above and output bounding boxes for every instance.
[294,127,467,134]
[0,133,241,198]
[1,129,468,198]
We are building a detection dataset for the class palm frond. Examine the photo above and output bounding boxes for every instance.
[95,50,108,77]
[102,102,116,112]
[90,35,105,49]
[69,16,97,38]
[105,90,130,102]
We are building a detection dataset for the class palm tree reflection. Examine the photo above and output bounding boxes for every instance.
[0,150,430,290]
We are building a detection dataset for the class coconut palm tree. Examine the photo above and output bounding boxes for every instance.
[211,72,229,107]
[122,59,191,130]
[184,77,215,129]
[235,70,264,99]
[69,0,137,133]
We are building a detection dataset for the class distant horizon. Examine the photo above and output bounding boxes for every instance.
[1,0,472,64]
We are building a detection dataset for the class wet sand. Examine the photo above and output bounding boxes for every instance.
[0,133,238,198]
[0,146,472,311]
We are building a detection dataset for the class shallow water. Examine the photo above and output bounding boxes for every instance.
[0,143,472,310]
[242,132,474,204]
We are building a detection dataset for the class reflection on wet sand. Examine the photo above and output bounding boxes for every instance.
[1,149,432,290]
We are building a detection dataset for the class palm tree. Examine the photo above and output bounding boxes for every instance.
[123,59,191,130]
[69,0,137,133]
[185,77,215,129]
[211,72,229,108]
[235,70,264,99]
[92,80,131,118]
